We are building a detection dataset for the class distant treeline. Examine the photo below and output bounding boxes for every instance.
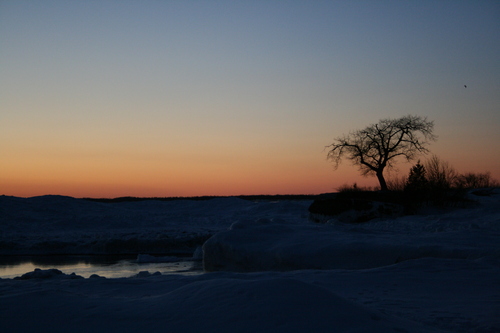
[83,194,328,203]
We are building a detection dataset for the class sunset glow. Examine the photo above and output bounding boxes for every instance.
[1,1,499,198]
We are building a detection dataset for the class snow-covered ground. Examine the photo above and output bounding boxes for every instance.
[0,190,499,332]
[1,195,307,255]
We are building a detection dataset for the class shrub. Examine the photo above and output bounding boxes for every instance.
[337,183,377,193]
[386,175,407,192]
[455,172,497,189]
[424,155,458,191]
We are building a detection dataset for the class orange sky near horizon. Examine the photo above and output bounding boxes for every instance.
[1,137,370,198]
[1,1,499,198]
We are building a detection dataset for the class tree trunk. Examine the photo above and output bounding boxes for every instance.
[376,170,388,191]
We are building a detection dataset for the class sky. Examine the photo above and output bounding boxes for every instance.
[1,0,499,198]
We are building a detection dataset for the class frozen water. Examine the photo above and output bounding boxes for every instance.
[0,255,202,279]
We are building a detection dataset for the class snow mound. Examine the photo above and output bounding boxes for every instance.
[204,192,500,272]
[131,271,162,278]
[0,274,442,333]
[156,277,440,333]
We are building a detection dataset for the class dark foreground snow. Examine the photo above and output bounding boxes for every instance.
[1,190,499,332]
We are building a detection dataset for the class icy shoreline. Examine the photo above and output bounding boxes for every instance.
[1,190,499,332]
[1,257,498,332]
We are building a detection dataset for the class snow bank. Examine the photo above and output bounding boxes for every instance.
[150,276,438,333]
[1,269,449,333]
[204,190,500,272]
[2,257,497,332]
[0,195,311,255]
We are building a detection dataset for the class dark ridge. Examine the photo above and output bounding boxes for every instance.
[83,196,218,203]
[238,194,324,201]
[83,194,330,203]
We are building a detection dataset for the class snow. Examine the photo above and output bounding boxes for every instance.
[1,190,499,332]
[203,197,500,271]
[0,195,308,255]
[136,254,184,263]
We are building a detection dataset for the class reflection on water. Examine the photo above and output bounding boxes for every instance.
[0,255,203,279]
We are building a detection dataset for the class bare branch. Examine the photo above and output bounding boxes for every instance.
[326,115,437,191]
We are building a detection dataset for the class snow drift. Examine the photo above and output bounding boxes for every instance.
[0,195,311,255]
[203,190,500,272]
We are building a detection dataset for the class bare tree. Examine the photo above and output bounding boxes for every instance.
[327,115,436,191]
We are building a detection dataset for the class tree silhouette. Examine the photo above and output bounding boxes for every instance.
[327,115,436,191]
[405,160,429,195]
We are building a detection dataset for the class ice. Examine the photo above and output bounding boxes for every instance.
[13,268,83,280]
[136,254,181,263]
[0,189,499,332]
